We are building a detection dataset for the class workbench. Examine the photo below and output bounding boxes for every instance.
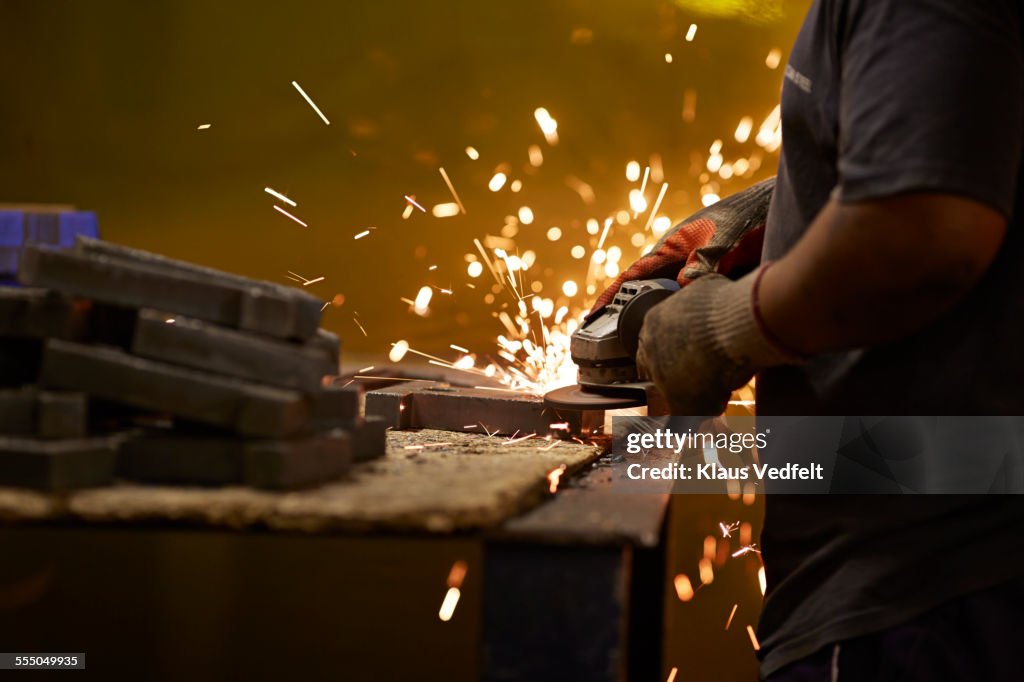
[0,429,671,681]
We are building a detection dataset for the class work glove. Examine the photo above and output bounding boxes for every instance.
[636,266,803,416]
[591,177,775,314]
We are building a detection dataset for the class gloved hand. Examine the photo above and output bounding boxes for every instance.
[591,177,775,314]
[636,266,802,415]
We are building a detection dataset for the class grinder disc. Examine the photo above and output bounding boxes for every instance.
[544,384,647,410]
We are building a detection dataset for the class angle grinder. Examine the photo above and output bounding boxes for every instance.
[544,279,679,411]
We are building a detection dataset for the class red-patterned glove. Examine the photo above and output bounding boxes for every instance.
[590,177,775,314]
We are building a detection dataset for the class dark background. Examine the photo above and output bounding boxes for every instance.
[0,0,806,359]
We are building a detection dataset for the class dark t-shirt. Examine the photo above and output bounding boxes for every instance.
[757,0,1024,675]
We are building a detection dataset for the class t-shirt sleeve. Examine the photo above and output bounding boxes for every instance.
[836,0,1024,217]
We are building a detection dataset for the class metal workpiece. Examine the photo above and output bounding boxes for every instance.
[118,429,353,489]
[0,287,87,340]
[366,381,603,436]
[18,242,321,341]
[131,309,336,392]
[39,340,311,438]
[0,434,120,491]
[310,383,362,428]
[0,388,88,440]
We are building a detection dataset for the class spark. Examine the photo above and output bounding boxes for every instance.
[320,302,329,312]
[528,144,544,167]
[685,23,697,42]
[664,53,673,63]
[597,218,612,250]
[547,464,567,493]
[467,261,484,278]
[503,432,537,445]
[353,317,367,336]
[734,116,754,143]
[432,202,460,218]
[291,80,330,125]
[765,48,782,69]
[302,276,324,286]
[273,205,308,227]
[644,183,669,232]
[746,625,761,651]
[438,587,461,622]
[638,165,650,198]
[570,245,585,259]
[720,521,740,538]
[546,227,562,241]
[533,107,559,145]
[732,545,761,558]
[450,344,469,353]
[447,560,468,588]
[698,557,714,585]
[562,281,578,297]
[673,574,694,602]
[478,423,498,437]
[465,146,480,160]
[549,422,570,430]
[413,286,433,313]
[358,365,375,373]
[165,318,175,324]
[626,161,641,182]
[354,229,371,240]
[629,189,647,213]
[725,604,738,630]
[701,193,721,207]
[518,206,534,224]
[758,566,767,595]
[538,440,559,451]
[402,204,414,219]
[439,167,466,214]
[196,123,211,130]
[488,172,508,192]
[666,668,678,682]
[404,195,427,212]
[389,340,410,362]
[428,265,437,271]
[264,187,296,207]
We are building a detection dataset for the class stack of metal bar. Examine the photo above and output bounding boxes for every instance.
[0,235,385,492]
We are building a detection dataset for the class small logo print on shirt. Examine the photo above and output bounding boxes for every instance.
[785,64,813,93]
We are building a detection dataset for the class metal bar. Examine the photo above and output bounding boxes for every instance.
[40,340,310,438]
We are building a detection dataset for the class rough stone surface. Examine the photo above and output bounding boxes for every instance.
[0,429,601,533]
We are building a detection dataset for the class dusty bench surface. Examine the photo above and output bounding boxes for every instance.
[0,429,601,534]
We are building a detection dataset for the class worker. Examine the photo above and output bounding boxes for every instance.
[619,0,1024,678]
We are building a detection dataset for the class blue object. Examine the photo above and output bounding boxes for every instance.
[0,207,99,281]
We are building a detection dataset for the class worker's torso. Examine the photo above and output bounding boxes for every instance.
[756,0,1024,675]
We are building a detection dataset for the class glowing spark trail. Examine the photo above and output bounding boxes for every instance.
[264,187,296,207]
[725,604,738,630]
[746,625,761,651]
[438,587,461,622]
[291,80,330,125]
[404,195,427,212]
[354,229,371,240]
[196,124,211,130]
[273,205,307,227]
[439,167,466,214]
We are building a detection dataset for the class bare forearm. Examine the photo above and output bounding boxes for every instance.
[758,194,1006,356]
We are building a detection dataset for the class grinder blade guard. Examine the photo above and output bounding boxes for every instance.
[544,279,679,410]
